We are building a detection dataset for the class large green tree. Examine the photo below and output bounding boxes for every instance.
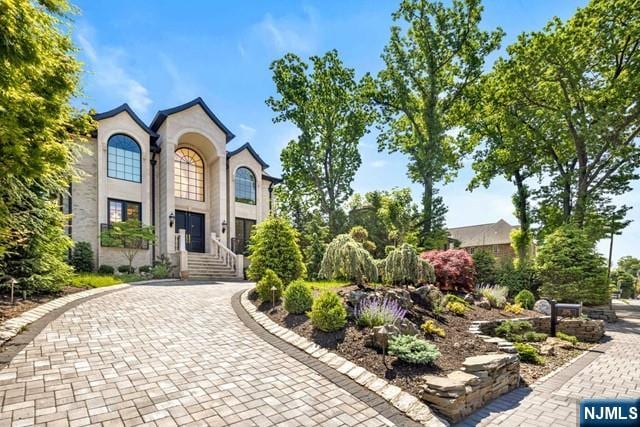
[267,50,374,235]
[347,188,419,257]
[370,0,503,248]
[0,0,93,291]
[466,74,540,265]
[488,0,640,239]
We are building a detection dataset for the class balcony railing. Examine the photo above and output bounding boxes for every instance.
[100,223,149,249]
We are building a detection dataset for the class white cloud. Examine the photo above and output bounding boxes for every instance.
[251,7,319,54]
[76,24,152,114]
[371,160,387,168]
[239,124,257,142]
[158,53,199,101]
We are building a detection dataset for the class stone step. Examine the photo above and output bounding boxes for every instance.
[187,261,230,267]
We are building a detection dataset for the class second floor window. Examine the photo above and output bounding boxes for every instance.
[175,148,204,201]
[235,167,256,204]
[107,134,141,182]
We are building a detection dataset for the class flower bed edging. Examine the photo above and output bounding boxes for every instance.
[239,289,449,427]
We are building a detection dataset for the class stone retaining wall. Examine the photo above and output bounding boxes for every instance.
[583,305,617,322]
[421,354,519,422]
[476,316,605,343]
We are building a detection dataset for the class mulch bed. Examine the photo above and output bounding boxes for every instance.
[0,286,88,323]
[250,290,497,397]
[250,286,597,400]
[519,342,594,385]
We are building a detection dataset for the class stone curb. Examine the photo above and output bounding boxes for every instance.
[0,278,178,346]
[239,289,449,427]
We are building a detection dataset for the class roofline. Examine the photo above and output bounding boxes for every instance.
[227,142,269,169]
[262,174,282,184]
[93,104,159,140]
[149,97,235,143]
[447,220,515,231]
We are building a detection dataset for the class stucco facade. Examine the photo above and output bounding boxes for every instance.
[67,98,279,271]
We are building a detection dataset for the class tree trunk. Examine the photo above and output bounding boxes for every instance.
[513,170,530,264]
[421,175,434,246]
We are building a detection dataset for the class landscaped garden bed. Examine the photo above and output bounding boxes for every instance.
[245,219,609,423]
[250,282,594,393]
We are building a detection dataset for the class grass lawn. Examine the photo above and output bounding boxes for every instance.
[70,273,148,288]
[305,280,350,292]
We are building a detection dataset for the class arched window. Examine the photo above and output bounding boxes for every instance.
[235,167,256,204]
[107,134,141,182]
[174,148,204,201]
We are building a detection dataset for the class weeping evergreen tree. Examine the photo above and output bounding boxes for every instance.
[320,234,377,285]
[383,243,435,285]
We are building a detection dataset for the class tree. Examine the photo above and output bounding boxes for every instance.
[421,249,476,292]
[472,250,497,286]
[0,0,94,291]
[347,188,419,257]
[320,234,378,285]
[370,0,503,248]
[617,256,640,278]
[247,216,305,284]
[467,74,539,265]
[267,50,374,235]
[488,0,640,238]
[536,226,609,306]
[100,220,156,273]
[304,215,328,281]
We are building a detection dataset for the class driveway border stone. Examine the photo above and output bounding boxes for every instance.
[235,288,449,427]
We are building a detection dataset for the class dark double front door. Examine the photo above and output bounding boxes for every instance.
[175,210,205,253]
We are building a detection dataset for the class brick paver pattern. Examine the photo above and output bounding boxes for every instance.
[0,284,395,426]
[457,300,640,427]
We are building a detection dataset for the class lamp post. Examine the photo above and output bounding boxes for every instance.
[271,286,277,310]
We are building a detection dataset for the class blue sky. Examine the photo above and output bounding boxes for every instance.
[72,0,638,263]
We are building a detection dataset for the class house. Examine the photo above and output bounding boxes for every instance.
[63,98,280,279]
[447,219,518,261]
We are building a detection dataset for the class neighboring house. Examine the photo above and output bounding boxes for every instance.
[63,97,280,279]
[447,219,519,262]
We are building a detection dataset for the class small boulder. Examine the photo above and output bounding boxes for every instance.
[546,336,574,349]
[368,324,400,350]
[411,284,443,307]
[538,343,556,356]
[474,297,491,310]
[533,299,552,315]
[463,293,475,305]
[385,289,413,309]
[395,319,420,336]
[347,290,370,307]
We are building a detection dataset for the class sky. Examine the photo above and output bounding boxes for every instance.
[71,0,638,263]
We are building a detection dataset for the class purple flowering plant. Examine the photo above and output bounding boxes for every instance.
[355,296,407,327]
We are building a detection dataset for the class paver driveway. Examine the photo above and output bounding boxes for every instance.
[457,299,640,426]
[0,283,394,426]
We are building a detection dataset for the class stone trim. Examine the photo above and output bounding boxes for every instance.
[237,289,449,427]
[0,278,176,347]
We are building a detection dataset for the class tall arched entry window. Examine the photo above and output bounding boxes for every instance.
[174,148,204,201]
[107,134,141,182]
[235,167,256,204]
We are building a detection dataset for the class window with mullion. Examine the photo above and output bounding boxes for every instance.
[108,199,142,224]
[235,167,256,204]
